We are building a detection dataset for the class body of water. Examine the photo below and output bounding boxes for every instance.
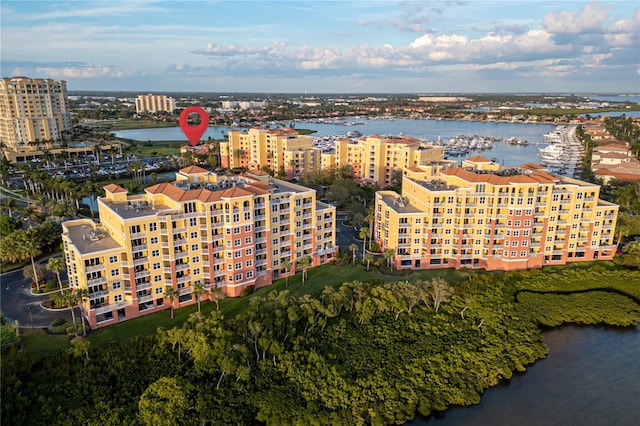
[114,119,557,167]
[113,125,241,141]
[414,325,640,426]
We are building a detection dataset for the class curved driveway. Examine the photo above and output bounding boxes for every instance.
[1,268,75,328]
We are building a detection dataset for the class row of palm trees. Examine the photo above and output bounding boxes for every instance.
[164,283,226,319]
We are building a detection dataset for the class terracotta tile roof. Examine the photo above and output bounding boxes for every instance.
[407,165,424,172]
[180,165,209,174]
[219,186,253,198]
[442,167,555,185]
[103,183,127,193]
[520,163,547,170]
[465,155,492,163]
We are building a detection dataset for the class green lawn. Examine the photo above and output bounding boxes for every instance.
[87,263,469,345]
[20,328,71,356]
[89,120,178,130]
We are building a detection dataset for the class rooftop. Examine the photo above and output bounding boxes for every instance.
[378,192,423,213]
[66,223,121,255]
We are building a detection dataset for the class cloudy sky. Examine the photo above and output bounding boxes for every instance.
[1,0,638,93]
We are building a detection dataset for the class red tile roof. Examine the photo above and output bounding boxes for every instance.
[103,183,127,193]
[465,155,492,163]
[179,165,209,174]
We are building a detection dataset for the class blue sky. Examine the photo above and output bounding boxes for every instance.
[1,0,638,93]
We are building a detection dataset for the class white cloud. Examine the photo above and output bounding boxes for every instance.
[542,1,611,34]
[12,65,136,79]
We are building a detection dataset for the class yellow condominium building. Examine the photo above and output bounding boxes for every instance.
[334,134,446,186]
[375,164,618,271]
[62,166,337,329]
[0,77,71,152]
[135,94,175,114]
[221,127,321,177]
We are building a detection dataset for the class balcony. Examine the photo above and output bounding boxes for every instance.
[173,239,187,246]
[256,248,267,255]
[89,289,109,300]
[136,281,152,290]
[138,294,153,304]
[130,232,146,240]
[133,256,148,266]
[175,251,189,260]
[178,287,192,296]
[255,214,266,221]
[175,263,190,272]
[87,276,106,286]
[132,244,148,252]
[135,269,151,278]
[93,301,131,315]
[176,275,191,285]
[85,264,105,273]
[254,203,265,209]
[212,246,224,254]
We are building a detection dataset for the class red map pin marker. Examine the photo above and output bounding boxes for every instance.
[179,106,209,147]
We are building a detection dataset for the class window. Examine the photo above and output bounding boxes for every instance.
[149,223,157,232]
[245,248,252,255]
[245,225,251,232]
[228,275,233,281]
[152,249,159,257]
[112,281,121,290]
[235,262,242,269]
[193,268,200,275]
[272,217,278,223]
[523,230,530,236]
[522,241,529,247]
[192,256,199,263]
[513,231,520,237]
[154,275,162,282]
[525,209,533,215]
[245,237,252,244]
[109,255,118,263]
[190,232,198,238]
[235,273,242,281]
[155,287,163,294]
[191,244,199,251]
[507,220,512,226]
[234,239,241,247]
[111,269,120,277]
[512,241,518,247]
[524,220,531,226]
[247,271,254,278]
[273,249,279,256]
[153,262,161,270]
[515,209,522,216]
[234,250,241,258]
[245,212,251,220]
[246,260,253,267]
[511,251,517,257]
[150,237,158,244]
[226,228,231,235]
[272,239,278,245]
[520,251,528,257]
[189,218,197,226]
[514,220,521,226]
[114,294,123,302]
[234,227,240,234]
[505,241,510,247]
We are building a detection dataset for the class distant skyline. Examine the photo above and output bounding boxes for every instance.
[1,1,639,93]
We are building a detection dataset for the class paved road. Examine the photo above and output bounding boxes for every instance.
[1,268,75,328]
[335,216,364,255]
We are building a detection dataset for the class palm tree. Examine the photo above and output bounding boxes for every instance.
[363,253,374,271]
[0,197,17,217]
[165,287,179,318]
[297,256,312,285]
[63,289,78,331]
[208,287,225,311]
[46,257,66,292]
[75,288,89,336]
[383,248,396,270]
[282,258,292,287]
[359,227,371,257]
[193,282,205,313]
[349,243,358,266]
[20,236,42,284]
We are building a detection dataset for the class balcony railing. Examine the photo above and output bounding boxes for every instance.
[87,276,106,286]
[85,263,105,273]
[138,294,153,303]
[178,287,192,296]
[136,281,152,290]
[133,257,148,266]
[176,275,190,284]
[89,289,109,300]
[93,301,132,315]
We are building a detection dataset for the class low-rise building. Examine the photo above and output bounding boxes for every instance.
[62,167,337,329]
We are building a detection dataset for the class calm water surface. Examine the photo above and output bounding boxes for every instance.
[114,119,557,167]
[413,325,640,426]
